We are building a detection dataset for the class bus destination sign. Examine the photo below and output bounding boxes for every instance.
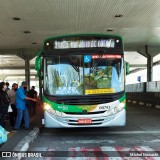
[54,39,115,49]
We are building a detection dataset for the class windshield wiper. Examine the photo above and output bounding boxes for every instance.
[64,55,80,72]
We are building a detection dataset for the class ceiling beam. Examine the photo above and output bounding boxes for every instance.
[0,48,38,54]
[0,48,39,60]
[2,78,38,81]
[0,49,20,55]
[125,45,160,57]
[0,74,36,77]
[129,64,147,68]
[129,68,145,74]
[0,65,35,70]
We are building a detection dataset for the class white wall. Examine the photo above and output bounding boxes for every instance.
[126,64,160,84]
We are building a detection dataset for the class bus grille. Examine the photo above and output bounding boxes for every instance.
[64,111,105,115]
[45,92,124,105]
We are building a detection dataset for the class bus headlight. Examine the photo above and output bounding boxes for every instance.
[44,103,62,116]
[107,109,114,116]
[44,103,51,110]
[49,109,56,115]
[107,101,125,116]
[114,101,125,113]
[55,110,62,117]
[44,103,56,115]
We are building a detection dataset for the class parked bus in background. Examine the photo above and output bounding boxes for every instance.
[35,34,128,128]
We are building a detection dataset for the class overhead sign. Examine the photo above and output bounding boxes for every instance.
[92,55,122,59]
[54,39,115,49]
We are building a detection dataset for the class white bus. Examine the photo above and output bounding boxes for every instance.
[35,34,127,128]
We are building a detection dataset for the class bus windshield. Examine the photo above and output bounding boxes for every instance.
[44,53,124,96]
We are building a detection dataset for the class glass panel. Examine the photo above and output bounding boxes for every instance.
[45,55,83,95]
[84,54,124,94]
[44,53,124,96]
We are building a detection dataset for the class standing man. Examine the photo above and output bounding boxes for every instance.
[27,86,37,116]
[14,81,37,130]
[7,83,17,128]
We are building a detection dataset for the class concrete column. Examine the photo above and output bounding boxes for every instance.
[25,58,30,90]
[146,46,153,82]
[147,55,153,82]
[17,49,37,90]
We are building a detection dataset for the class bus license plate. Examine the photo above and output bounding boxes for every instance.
[78,119,92,124]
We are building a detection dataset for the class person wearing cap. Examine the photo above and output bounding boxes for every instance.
[14,81,37,130]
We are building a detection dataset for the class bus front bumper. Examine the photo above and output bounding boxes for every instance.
[44,109,126,128]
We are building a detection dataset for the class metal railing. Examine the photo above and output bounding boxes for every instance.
[126,81,160,92]
[126,81,160,108]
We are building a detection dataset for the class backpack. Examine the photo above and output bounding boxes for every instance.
[0,91,10,107]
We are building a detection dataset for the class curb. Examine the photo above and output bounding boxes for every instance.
[127,100,160,109]
[4,127,40,160]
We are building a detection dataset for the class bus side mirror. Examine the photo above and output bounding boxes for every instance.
[125,61,130,75]
[35,50,43,79]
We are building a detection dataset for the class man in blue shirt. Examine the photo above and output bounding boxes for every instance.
[14,81,37,130]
